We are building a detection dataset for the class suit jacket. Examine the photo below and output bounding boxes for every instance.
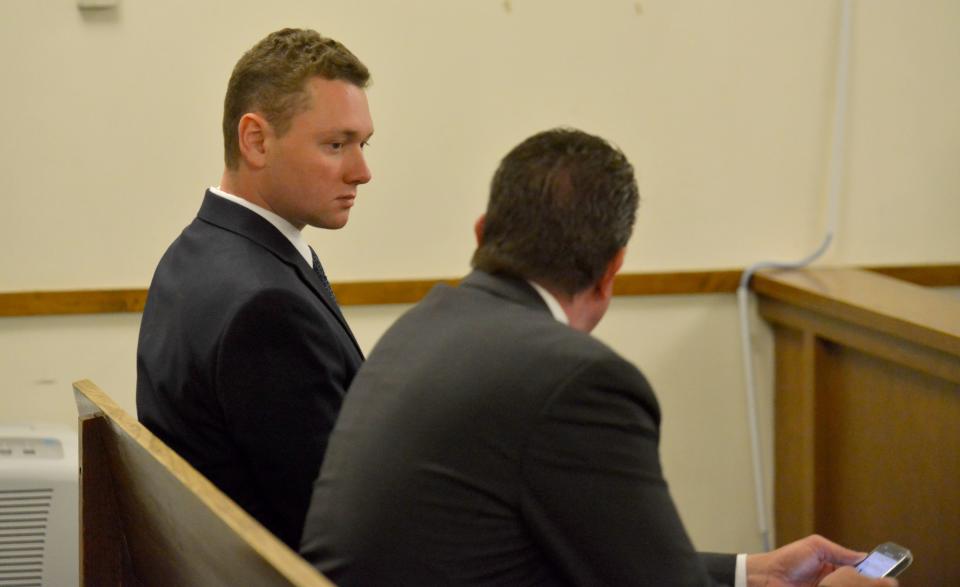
[137,190,363,549]
[300,270,735,585]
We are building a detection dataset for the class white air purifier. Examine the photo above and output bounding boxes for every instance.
[0,424,79,587]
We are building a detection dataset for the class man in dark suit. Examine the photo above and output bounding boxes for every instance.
[300,129,894,587]
[136,28,373,549]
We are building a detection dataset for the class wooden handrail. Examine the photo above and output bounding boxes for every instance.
[753,268,960,359]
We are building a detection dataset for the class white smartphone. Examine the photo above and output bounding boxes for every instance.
[855,542,913,578]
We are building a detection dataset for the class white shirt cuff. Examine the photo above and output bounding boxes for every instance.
[735,553,747,587]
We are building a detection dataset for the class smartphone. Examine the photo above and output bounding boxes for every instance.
[855,542,913,578]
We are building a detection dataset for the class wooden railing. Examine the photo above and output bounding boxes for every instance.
[2,264,958,316]
[754,268,959,586]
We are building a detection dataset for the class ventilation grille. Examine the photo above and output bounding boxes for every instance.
[0,488,50,587]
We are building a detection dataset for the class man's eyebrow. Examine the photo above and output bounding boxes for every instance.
[322,129,375,141]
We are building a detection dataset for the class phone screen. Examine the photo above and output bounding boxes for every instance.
[856,551,899,577]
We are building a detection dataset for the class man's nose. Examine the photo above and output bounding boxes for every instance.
[346,149,372,185]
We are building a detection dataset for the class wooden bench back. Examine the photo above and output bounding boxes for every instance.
[74,379,333,586]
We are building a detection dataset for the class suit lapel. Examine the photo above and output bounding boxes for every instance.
[196,191,364,357]
[290,259,356,345]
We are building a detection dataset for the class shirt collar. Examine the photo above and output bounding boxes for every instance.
[527,280,569,325]
[209,186,313,267]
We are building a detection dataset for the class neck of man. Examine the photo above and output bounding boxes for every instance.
[533,280,607,334]
[220,167,274,216]
[531,248,625,333]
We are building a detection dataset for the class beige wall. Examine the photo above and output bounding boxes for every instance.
[1,0,958,554]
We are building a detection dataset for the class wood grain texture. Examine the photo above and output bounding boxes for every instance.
[332,277,461,305]
[757,268,960,586]
[759,296,960,385]
[754,268,960,357]
[866,263,960,286]
[79,414,130,586]
[0,289,147,316]
[770,326,818,544]
[813,344,960,587]
[612,269,743,295]
[73,379,334,587]
[2,264,957,316]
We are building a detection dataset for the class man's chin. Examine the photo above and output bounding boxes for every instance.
[311,213,350,230]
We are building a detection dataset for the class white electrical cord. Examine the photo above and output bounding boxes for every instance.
[737,0,854,552]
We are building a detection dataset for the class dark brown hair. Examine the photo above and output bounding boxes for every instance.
[472,128,639,295]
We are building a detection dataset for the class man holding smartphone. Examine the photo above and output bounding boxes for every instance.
[300,128,896,587]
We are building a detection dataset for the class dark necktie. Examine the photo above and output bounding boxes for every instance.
[309,247,339,306]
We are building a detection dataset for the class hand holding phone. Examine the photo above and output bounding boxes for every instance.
[855,542,912,578]
[819,566,898,586]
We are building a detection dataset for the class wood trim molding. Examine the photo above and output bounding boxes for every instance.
[863,263,960,286]
[1,264,957,317]
[613,269,743,296]
[0,289,148,317]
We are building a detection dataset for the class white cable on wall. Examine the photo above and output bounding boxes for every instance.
[738,0,854,552]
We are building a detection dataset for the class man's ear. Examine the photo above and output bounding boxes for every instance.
[237,113,270,169]
[474,214,486,247]
[597,248,626,299]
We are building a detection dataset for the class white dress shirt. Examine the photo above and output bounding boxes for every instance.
[209,186,314,267]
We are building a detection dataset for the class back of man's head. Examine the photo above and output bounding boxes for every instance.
[472,128,639,296]
[222,27,370,169]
